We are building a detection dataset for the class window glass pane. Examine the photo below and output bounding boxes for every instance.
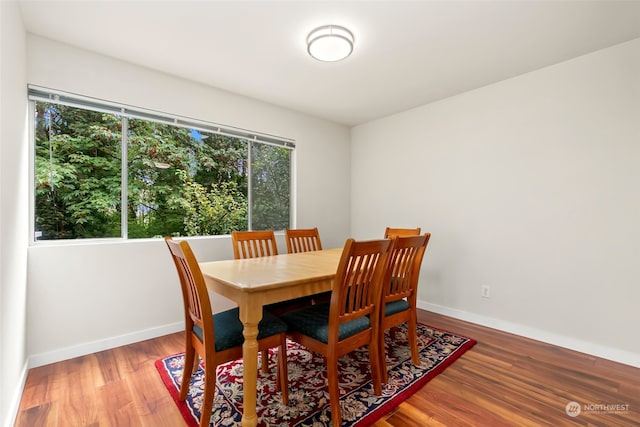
[34,102,122,240]
[250,142,291,230]
[127,120,249,238]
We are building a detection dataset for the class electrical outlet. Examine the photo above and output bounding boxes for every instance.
[481,285,490,298]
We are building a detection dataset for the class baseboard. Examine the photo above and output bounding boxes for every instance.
[25,303,638,370]
[418,301,640,368]
[28,321,184,368]
[3,360,28,427]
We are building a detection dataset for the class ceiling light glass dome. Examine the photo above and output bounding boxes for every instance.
[307,25,354,62]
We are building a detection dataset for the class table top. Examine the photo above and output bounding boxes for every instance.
[199,248,343,293]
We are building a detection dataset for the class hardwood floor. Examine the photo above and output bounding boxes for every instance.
[15,310,639,426]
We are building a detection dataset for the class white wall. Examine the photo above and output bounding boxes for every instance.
[0,1,29,426]
[26,35,351,366]
[351,38,640,367]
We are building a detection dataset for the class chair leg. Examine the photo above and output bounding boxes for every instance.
[199,359,216,427]
[192,350,200,374]
[327,357,342,426]
[277,334,289,405]
[261,351,269,374]
[408,315,420,366]
[179,345,195,401]
[380,326,390,384]
[368,338,383,395]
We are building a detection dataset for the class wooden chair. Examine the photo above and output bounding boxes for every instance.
[285,227,330,304]
[231,229,279,259]
[165,237,288,427]
[284,227,323,253]
[281,238,392,425]
[384,226,422,238]
[379,233,430,383]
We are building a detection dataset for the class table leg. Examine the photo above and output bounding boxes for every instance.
[239,300,262,427]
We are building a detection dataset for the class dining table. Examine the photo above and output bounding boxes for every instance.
[199,247,343,427]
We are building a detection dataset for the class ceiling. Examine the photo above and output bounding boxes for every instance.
[17,0,640,127]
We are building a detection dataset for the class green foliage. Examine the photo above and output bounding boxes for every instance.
[176,169,247,235]
[34,101,290,240]
[251,142,290,230]
[34,104,122,239]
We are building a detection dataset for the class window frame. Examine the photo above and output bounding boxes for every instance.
[28,85,296,244]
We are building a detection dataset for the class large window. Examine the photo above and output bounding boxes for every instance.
[30,87,293,241]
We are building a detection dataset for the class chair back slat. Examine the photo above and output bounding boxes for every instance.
[231,230,278,259]
[332,239,392,325]
[384,227,422,238]
[285,228,323,253]
[383,234,430,305]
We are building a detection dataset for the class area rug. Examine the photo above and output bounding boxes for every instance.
[155,323,476,426]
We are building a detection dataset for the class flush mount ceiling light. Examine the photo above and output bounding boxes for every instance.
[307,25,354,62]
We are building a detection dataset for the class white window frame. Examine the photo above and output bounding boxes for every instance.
[28,85,296,244]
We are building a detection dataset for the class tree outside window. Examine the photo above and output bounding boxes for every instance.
[33,101,291,240]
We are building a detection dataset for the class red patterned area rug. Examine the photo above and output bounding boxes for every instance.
[155,323,476,426]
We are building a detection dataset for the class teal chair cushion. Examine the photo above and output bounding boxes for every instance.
[281,302,371,344]
[193,307,287,352]
[384,299,409,316]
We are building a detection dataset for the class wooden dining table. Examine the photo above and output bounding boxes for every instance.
[199,247,343,427]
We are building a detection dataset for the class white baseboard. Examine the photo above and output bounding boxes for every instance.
[418,300,640,368]
[28,321,184,368]
[23,304,639,371]
[3,360,28,427]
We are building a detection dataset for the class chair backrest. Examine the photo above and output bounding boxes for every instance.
[384,227,422,238]
[382,233,431,306]
[285,227,323,253]
[329,238,392,340]
[165,237,214,345]
[231,230,278,259]
[165,237,190,323]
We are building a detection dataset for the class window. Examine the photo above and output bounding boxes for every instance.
[30,87,294,241]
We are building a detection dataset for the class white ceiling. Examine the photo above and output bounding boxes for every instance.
[17,0,640,126]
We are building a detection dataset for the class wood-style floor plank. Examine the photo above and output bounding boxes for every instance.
[15,310,639,426]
